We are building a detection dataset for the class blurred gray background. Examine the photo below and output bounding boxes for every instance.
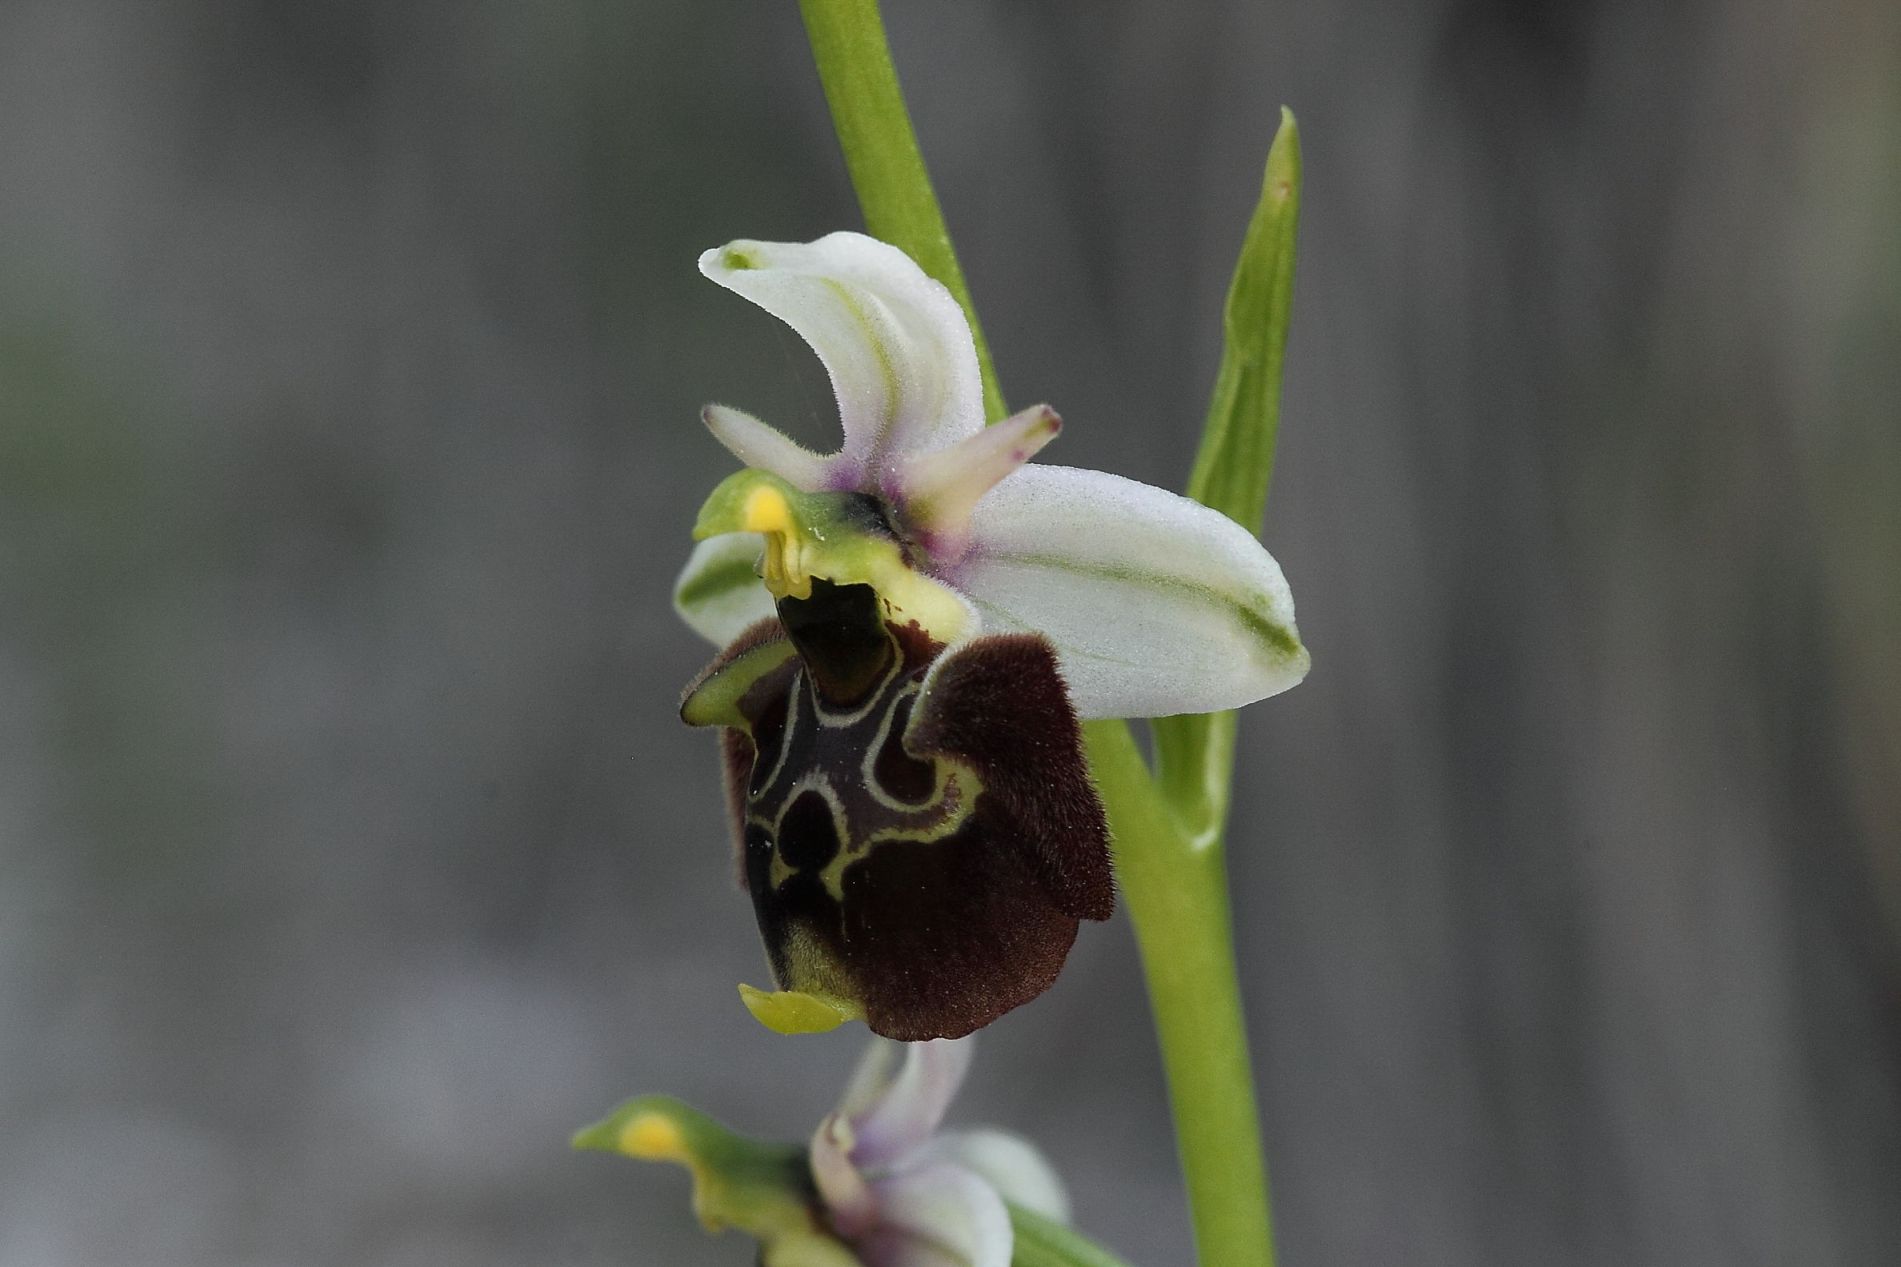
[3,1,1898,1264]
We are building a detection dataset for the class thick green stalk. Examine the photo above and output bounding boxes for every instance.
[796,6,1287,1264]
[1100,124,1301,1266]
[796,0,1007,423]
[1084,721,1275,1267]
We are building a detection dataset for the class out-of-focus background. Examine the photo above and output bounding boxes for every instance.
[3,1,1897,1263]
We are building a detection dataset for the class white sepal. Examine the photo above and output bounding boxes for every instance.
[917,1129,1070,1225]
[836,1037,902,1121]
[673,532,776,646]
[851,1038,974,1168]
[868,1161,1013,1267]
[953,465,1309,719]
[704,404,831,492]
[698,233,984,480]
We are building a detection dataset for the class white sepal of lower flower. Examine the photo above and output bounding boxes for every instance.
[810,1038,1068,1267]
[675,231,1310,721]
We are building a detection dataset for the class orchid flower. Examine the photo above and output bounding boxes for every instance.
[577,1037,1074,1267]
[809,1037,1068,1267]
[676,232,1309,1041]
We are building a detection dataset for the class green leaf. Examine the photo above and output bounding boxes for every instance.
[1010,1205,1141,1267]
[1153,109,1303,844]
[1187,108,1302,532]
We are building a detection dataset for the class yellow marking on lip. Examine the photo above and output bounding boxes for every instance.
[814,763,981,901]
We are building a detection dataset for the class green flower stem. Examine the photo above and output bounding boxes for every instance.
[1117,129,1300,1265]
[1084,720,1275,1267]
[797,6,1294,1265]
[796,0,1008,424]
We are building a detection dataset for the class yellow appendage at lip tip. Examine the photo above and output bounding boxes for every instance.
[738,983,854,1034]
[621,1112,689,1162]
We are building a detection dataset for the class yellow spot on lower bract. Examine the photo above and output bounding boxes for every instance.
[621,1112,687,1161]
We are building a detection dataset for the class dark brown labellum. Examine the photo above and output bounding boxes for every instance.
[681,579,1113,1040]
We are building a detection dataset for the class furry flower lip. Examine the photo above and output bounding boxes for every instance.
[675,233,1309,1041]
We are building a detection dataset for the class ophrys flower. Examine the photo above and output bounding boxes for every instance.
[811,1037,1068,1267]
[577,1036,1071,1267]
[678,233,1308,1040]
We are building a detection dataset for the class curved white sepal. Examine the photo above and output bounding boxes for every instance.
[852,1038,974,1168]
[673,532,776,646]
[698,233,984,476]
[836,1038,902,1121]
[868,1161,1013,1267]
[954,465,1309,719]
[919,1129,1070,1225]
[704,404,831,492]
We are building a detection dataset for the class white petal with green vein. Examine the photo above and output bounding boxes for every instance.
[674,532,775,646]
[955,465,1308,719]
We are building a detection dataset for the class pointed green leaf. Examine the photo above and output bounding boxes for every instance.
[1187,108,1302,532]
[1154,110,1303,843]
